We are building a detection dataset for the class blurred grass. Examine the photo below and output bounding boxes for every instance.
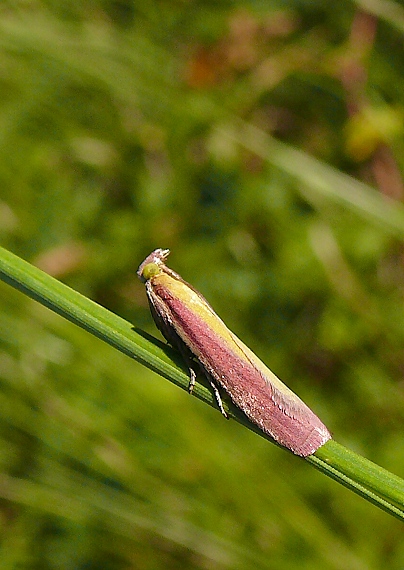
[1,1,404,569]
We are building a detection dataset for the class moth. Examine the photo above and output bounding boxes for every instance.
[137,248,331,457]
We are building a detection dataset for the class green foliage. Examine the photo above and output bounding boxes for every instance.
[1,1,404,568]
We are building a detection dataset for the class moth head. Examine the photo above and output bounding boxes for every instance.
[137,248,170,282]
[140,262,161,282]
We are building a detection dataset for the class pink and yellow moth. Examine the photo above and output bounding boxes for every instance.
[137,248,331,457]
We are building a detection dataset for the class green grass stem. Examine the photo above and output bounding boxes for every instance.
[0,245,403,522]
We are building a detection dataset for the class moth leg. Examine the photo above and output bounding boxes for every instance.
[207,378,228,419]
[188,362,228,419]
[170,339,198,395]
[175,344,228,418]
[188,366,197,394]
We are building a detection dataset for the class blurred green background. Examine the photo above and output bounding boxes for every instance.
[1,1,404,568]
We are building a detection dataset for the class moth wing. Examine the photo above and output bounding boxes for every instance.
[146,281,198,373]
[227,330,311,420]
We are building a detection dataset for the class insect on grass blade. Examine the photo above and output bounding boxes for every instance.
[137,249,331,457]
